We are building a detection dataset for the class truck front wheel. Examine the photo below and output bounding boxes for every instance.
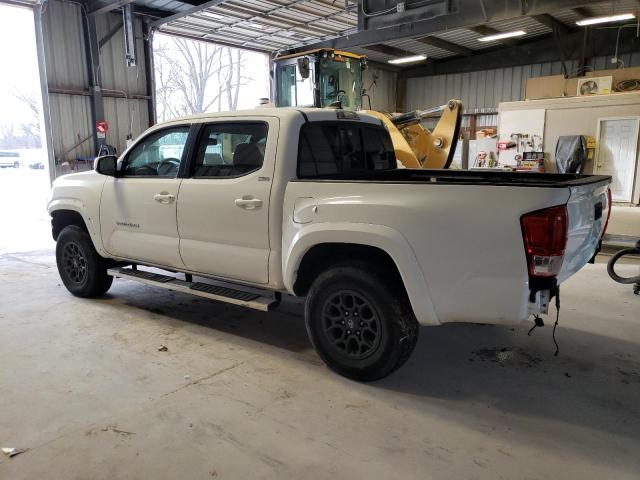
[305,264,418,381]
[56,226,113,297]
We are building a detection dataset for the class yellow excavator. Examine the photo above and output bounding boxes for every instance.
[272,48,462,169]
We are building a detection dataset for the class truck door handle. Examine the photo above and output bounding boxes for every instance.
[154,193,175,204]
[235,196,262,210]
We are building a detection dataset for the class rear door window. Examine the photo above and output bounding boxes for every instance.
[192,122,268,178]
[298,122,396,177]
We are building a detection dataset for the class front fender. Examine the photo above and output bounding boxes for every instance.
[48,170,108,255]
[48,200,107,254]
[283,222,440,326]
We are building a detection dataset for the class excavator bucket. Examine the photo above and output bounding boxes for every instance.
[363,100,462,169]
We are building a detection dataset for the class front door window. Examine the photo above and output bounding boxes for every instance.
[124,126,190,178]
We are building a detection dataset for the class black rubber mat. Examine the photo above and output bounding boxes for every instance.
[118,268,175,283]
[190,282,260,302]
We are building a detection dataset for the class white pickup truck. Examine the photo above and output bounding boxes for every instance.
[49,108,611,381]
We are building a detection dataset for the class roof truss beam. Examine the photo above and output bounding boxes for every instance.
[415,35,473,56]
[87,0,133,16]
[177,0,221,6]
[132,6,174,19]
[364,44,419,57]
[292,0,608,53]
[401,25,640,77]
[150,0,228,26]
[530,13,571,34]
[572,7,594,18]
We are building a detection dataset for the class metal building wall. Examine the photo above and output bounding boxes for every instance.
[97,11,150,153]
[42,0,149,170]
[405,53,640,113]
[43,1,92,166]
[363,66,397,112]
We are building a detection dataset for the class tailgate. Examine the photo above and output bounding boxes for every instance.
[558,178,611,282]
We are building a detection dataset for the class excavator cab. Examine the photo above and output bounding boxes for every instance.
[273,49,366,110]
[272,48,463,169]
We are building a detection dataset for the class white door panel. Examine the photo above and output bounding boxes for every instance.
[178,175,272,283]
[99,125,191,268]
[101,177,185,268]
[595,118,639,202]
[177,118,278,284]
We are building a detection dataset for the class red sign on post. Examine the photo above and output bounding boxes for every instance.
[96,120,109,139]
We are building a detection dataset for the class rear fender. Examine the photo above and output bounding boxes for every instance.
[283,222,440,325]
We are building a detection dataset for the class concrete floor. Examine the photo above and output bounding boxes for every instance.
[1,248,639,479]
[1,166,639,478]
[608,205,640,239]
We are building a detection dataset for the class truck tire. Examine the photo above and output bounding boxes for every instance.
[56,225,113,297]
[305,263,418,381]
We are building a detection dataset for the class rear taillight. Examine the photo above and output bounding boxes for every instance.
[601,188,612,239]
[521,205,568,278]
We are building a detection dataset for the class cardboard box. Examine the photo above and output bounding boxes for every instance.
[525,66,640,100]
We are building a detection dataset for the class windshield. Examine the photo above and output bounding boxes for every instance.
[318,56,362,110]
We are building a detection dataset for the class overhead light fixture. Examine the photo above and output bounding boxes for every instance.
[388,54,427,64]
[576,13,635,26]
[202,12,223,19]
[246,22,265,30]
[478,30,526,42]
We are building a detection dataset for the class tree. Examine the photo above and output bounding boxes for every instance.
[154,36,255,122]
[154,42,180,121]
[6,89,42,148]
[14,89,40,132]
[225,48,247,111]
[0,90,42,149]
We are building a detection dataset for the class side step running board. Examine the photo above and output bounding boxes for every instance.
[107,267,277,312]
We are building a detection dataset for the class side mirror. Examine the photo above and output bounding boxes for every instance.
[94,155,118,176]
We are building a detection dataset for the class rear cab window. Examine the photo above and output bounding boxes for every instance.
[297,121,396,178]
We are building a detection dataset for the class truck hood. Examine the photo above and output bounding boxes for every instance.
[52,169,102,186]
[48,170,107,213]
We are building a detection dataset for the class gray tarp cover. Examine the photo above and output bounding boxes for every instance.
[555,135,586,174]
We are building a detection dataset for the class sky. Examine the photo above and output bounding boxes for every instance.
[0,4,41,126]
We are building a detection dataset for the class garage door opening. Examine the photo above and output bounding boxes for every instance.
[153,33,270,121]
[0,4,52,254]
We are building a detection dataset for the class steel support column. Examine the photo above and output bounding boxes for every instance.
[33,1,56,184]
[123,4,136,67]
[82,14,106,155]
[142,20,157,126]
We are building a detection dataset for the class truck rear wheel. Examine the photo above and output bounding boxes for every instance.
[305,263,418,381]
[56,225,113,297]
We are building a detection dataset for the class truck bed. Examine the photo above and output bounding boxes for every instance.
[284,169,611,326]
[292,168,611,188]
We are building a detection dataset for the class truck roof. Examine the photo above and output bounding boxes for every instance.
[153,107,384,130]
